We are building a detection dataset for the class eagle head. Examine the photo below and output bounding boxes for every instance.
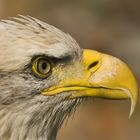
[0,15,138,140]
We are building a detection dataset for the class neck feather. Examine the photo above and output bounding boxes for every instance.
[0,95,81,140]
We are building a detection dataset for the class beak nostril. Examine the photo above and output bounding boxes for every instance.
[88,61,99,70]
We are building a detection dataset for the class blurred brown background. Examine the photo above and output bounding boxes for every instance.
[0,0,139,140]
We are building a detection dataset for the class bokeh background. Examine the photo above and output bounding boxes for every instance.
[0,0,139,140]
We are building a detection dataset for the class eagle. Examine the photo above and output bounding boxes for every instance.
[0,15,138,140]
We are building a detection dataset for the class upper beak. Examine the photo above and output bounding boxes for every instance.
[42,49,138,117]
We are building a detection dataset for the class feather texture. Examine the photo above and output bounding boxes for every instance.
[0,16,83,140]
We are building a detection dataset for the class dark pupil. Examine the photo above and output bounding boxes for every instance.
[42,62,47,70]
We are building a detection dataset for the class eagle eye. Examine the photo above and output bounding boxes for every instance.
[32,57,52,78]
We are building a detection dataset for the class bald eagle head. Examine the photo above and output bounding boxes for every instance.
[0,16,138,140]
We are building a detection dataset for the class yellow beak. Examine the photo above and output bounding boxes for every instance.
[42,49,138,117]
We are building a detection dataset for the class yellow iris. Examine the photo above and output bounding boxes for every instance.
[32,57,51,78]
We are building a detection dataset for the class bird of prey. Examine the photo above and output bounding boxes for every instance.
[0,15,138,140]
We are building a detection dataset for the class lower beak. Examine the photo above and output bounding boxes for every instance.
[42,49,138,117]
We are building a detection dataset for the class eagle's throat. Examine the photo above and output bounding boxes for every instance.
[0,94,81,140]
